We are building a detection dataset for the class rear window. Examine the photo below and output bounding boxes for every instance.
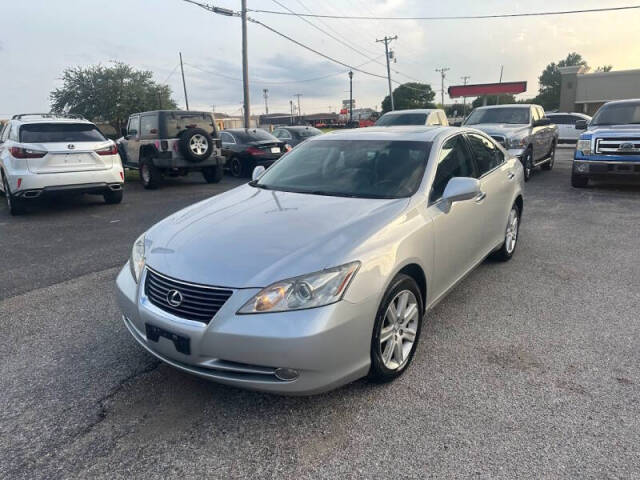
[234,129,279,143]
[166,113,215,138]
[297,127,322,138]
[19,123,106,143]
[375,113,428,126]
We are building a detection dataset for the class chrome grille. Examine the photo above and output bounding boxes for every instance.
[490,135,506,147]
[595,137,640,155]
[144,268,233,323]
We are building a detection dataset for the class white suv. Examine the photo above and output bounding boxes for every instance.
[0,114,124,215]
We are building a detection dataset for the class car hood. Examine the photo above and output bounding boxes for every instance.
[586,125,640,137]
[466,124,530,137]
[144,184,409,288]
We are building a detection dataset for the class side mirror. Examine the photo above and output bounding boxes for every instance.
[575,119,588,130]
[533,118,551,127]
[452,121,462,127]
[120,127,127,137]
[252,165,266,181]
[442,177,481,204]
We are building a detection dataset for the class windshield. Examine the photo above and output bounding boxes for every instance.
[234,129,279,143]
[591,103,640,125]
[254,139,431,199]
[297,127,322,138]
[375,113,428,126]
[20,123,106,143]
[465,107,530,125]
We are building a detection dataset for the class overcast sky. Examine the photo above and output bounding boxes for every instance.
[1,0,639,118]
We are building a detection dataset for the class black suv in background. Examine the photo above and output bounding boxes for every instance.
[117,110,225,189]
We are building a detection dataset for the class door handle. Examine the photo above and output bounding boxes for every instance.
[474,191,487,203]
[507,171,515,180]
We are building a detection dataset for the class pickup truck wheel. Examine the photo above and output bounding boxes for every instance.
[541,142,555,171]
[103,189,123,204]
[3,175,25,216]
[140,158,162,190]
[521,149,533,182]
[202,165,223,183]
[571,173,589,188]
[229,156,246,178]
[492,203,520,261]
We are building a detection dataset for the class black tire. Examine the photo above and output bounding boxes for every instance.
[571,173,589,188]
[521,148,533,182]
[492,202,521,261]
[2,175,25,216]
[103,189,123,204]
[229,156,246,178]
[369,274,424,383]
[179,128,213,163]
[202,165,223,183]
[541,142,555,171]
[117,142,129,164]
[140,158,162,190]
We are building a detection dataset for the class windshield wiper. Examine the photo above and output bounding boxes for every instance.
[249,181,271,190]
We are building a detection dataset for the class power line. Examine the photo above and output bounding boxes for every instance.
[247,4,640,20]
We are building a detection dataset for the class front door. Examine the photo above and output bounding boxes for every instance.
[124,116,140,166]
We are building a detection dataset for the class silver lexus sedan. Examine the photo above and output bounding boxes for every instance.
[116,126,524,395]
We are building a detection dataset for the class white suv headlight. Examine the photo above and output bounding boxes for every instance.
[238,262,360,314]
[576,139,591,155]
[129,233,146,283]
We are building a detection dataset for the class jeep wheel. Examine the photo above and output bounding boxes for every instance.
[229,156,245,178]
[202,165,223,183]
[521,148,533,182]
[179,128,213,163]
[140,158,162,190]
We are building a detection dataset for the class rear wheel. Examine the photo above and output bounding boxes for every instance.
[571,173,589,188]
[140,158,162,190]
[103,189,123,204]
[229,156,246,178]
[3,175,25,216]
[369,274,423,383]
[202,165,223,183]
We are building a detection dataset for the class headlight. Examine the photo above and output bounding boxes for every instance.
[129,233,146,283]
[576,139,591,155]
[238,262,360,314]
[508,137,527,149]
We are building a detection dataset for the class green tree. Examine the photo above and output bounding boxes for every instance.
[50,62,177,132]
[381,83,436,113]
[471,94,517,109]
[532,52,588,110]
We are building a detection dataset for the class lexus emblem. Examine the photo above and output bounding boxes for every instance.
[166,289,184,307]
[67,144,75,150]
[619,142,635,151]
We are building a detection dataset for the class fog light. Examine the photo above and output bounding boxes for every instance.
[575,162,589,173]
[274,368,299,381]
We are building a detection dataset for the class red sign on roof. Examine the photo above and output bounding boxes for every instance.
[448,81,527,98]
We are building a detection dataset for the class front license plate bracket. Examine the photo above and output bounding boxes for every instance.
[145,323,191,355]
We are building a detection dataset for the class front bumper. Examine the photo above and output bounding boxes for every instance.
[573,156,640,178]
[116,264,375,395]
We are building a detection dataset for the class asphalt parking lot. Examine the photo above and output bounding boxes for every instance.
[1,150,639,479]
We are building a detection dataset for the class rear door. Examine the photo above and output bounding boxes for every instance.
[19,123,114,174]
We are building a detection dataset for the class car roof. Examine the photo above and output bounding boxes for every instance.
[224,128,270,133]
[380,109,441,115]
[14,117,94,125]
[601,98,640,106]
[132,110,212,116]
[547,112,591,117]
[314,125,460,142]
[279,126,319,130]
[475,104,533,110]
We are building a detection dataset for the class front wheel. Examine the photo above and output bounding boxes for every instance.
[202,165,223,183]
[369,274,423,383]
[521,149,533,182]
[571,173,589,188]
[492,203,520,261]
[541,142,555,171]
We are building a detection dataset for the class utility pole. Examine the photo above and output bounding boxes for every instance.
[376,35,397,110]
[263,88,269,115]
[179,52,189,110]
[295,93,302,124]
[289,100,294,125]
[461,75,470,117]
[348,71,353,123]
[241,0,250,128]
[435,67,450,108]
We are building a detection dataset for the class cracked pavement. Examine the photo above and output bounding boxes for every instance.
[1,154,639,479]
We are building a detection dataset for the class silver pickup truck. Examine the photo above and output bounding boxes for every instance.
[463,104,559,181]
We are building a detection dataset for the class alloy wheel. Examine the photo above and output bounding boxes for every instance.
[189,134,208,156]
[230,158,242,177]
[505,207,519,254]
[141,164,151,184]
[3,177,11,209]
[379,290,419,370]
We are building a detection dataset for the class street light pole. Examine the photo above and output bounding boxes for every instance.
[376,35,397,110]
[461,75,470,117]
[263,88,269,115]
[295,93,302,124]
[241,0,250,128]
[348,71,353,123]
[435,67,450,108]
[179,52,189,110]
[289,100,294,125]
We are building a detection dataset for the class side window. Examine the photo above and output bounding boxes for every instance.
[140,115,158,137]
[220,132,235,144]
[430,135,477,203]
[274,129,291,140]
[438,112,448,125]
[127,116,140,136]
[8,124,19,141]
[0,124,8,142]
[427,113,440,126]
[569,115,583,125]
[537,107,546,120]
[466,133,504,175]
[530,108,540,123]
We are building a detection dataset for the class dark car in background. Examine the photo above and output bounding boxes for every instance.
[220,128,287,177]
[272,126,323,147]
